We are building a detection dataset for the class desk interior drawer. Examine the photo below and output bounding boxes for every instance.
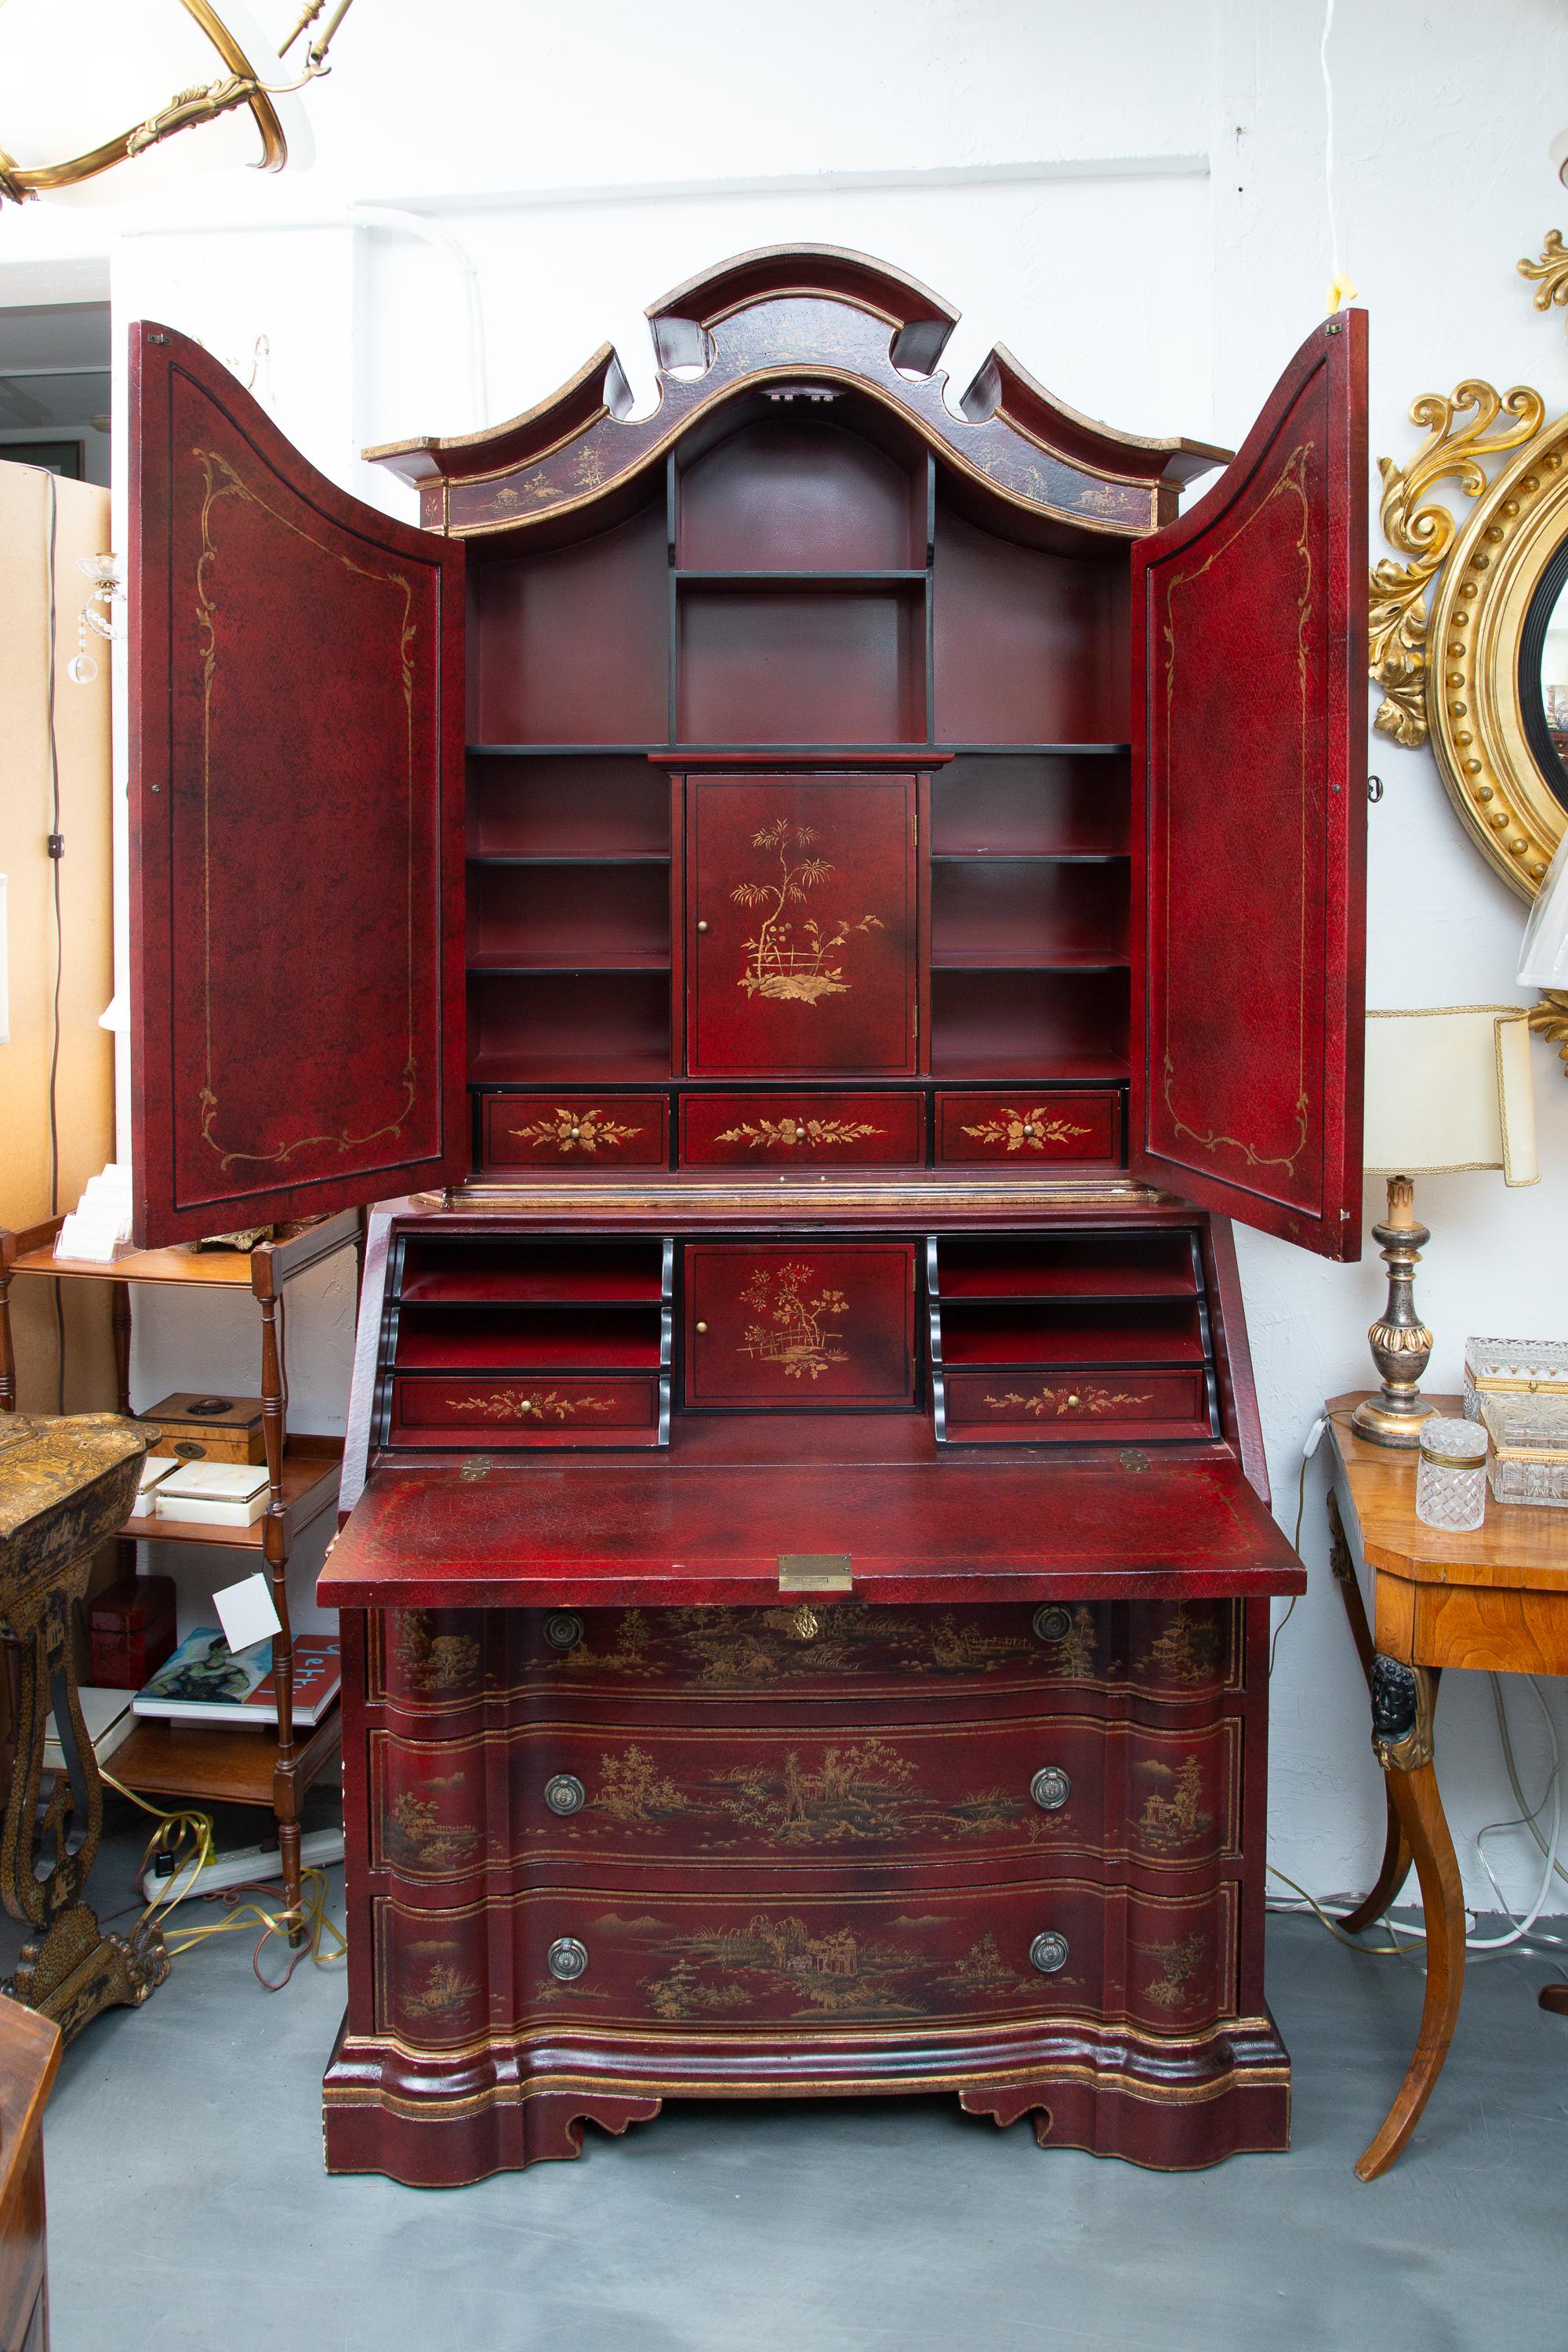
[935,1090,1122,1165]
[390,1374,666,1448]
[941,1369,1210,1445]
[480,1092,669,1169]
[680,1091,924,1166]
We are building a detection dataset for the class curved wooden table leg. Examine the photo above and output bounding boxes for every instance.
[1355,1659,1463,2181]
[1326,1489,1424,1931]
[1340,1805,1414,1936]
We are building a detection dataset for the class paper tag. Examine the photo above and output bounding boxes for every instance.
[213,1573,283,1656]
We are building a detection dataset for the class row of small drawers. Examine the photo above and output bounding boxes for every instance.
[477,1088,1122,1169]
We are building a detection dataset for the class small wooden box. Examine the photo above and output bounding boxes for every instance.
[139,1392,266,1465]
[88,1574,178,1690]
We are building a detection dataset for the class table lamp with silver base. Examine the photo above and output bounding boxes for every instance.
[1351,1007,1538,1449]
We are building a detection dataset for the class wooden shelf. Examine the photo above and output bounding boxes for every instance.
[467,743,667,757]
[467,950,671,975]
[936,742,1132,757]
[111,1702,342,1808]
[466,853,669,866]
[124,1436,342,1552]
[930,950,1130,972]
[931,1051,1131,1083]
[468,1049,673,1086]
[675,569,927,587]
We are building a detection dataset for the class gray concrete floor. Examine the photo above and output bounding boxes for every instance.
[17,1808,1568,2352]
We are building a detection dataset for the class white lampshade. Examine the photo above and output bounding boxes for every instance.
[1363,1007,1539,1185]
[1519,829,1568,991]
[0,0,313,209]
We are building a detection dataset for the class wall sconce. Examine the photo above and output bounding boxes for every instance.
[0,0,354,209]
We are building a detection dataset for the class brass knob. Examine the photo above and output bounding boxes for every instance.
[547,1936,588,1982]
[544,1773,586,1817]
[696,920,709,933]
[695,1320,708,1334]
[1066,1394,1081,1409]
[1030,1931,1069,1974]
[1030,1766,1071,1812]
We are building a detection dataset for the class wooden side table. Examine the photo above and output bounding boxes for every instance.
[0,1212,359,1943]
[1326,1391,1568,2180]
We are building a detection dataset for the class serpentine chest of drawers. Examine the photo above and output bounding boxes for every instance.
[122,251,1367,2183]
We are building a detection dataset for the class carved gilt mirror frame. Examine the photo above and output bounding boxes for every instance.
[1370,231,1568,1063]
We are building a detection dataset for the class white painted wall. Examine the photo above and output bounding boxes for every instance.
[10,0,1568,1901]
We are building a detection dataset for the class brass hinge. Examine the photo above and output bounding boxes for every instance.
[778,1554,852,1593]
[913,809,919,846]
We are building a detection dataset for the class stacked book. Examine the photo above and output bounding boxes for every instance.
[132,1629,340,1727]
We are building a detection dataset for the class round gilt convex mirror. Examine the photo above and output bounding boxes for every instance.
[1428,414,1568,899]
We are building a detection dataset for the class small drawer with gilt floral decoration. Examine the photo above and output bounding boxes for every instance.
[934,1090,1122,1165]
[479,1092,669,1169]
[679,1090,925,1166]
[390,1374,666,1449]
[940,1369,1210,1446]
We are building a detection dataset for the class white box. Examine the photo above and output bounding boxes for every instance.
[153,1461,269,1528]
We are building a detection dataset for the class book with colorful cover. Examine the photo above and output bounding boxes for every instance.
[131,1627,340,1726]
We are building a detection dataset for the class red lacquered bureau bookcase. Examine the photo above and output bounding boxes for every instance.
[125,251,1367,2185]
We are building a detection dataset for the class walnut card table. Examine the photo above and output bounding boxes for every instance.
[1326,1392,1568,2180]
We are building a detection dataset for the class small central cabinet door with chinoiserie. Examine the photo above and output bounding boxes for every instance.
[685,1242,917,1408]
[686,774,917,1076]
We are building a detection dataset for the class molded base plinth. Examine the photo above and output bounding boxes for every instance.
[321,2010,1290,2186]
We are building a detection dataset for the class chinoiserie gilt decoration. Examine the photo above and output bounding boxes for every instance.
[731,818,884,1005]
[507,1107,644,1156]
[739,1261,850,1380]
[961,1107,1093,1153]
[1370,231,1568,1072]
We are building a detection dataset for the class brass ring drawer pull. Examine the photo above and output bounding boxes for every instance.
[1030,1931,1069,1975]
[1030,1766,1071,1812]
[543,1611,583,1652]
[1033,1605,1071,1644]
[547,1936,588,1982]
[544,1773,586,1817]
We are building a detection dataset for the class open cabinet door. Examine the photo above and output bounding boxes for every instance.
[129,323,466,1247]
[1131,311,1367,1261]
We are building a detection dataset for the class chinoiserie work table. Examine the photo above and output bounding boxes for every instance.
[119,252,1367,2183]
[1326,1394,1568,2181]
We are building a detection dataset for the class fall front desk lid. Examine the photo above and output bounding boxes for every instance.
[319,1455,1302,1610]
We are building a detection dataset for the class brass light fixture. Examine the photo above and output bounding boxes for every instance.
[0,0,355,208]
